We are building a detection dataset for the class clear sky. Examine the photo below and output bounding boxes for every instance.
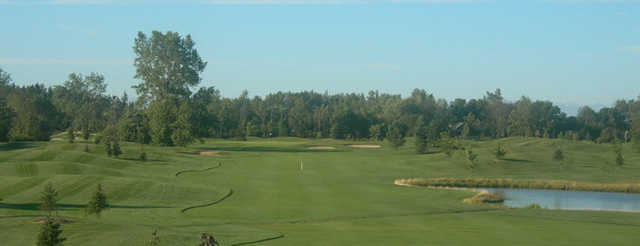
[0,0,638,114]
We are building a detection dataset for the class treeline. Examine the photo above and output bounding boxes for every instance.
[1,30,639,149]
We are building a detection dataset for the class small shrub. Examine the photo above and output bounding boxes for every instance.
[112,141,122,158]
[552,148,564,161]
[614,142,624,166]
[463,191,504,204]
[493,144,506,159]
[104,141,112,157]
[524,203,542,209]
[83,145,90,153]
[616,151,624,166]
[140,152,147,162]
[148,230,160,246]
[94,135,102,144]
[197,233,219,246]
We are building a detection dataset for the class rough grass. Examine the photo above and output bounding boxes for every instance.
[396,178,640,193]
[1,137,640,245]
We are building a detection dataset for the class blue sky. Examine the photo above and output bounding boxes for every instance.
[0,0,639,114]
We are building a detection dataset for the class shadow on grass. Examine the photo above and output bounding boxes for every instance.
[0,142,38,151]
[0,202,172,211]
[195,146,344,153]
[502,158,533,163]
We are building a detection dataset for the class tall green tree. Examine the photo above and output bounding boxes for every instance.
[632,111,640,153]
[36,216,66,246]
[86,184,108,217]
[387,122,406,150]
[133,31,206,146]
[39,182,58,216]
[414,116,428,154]
[172,101,195,147]
[0,100,13,142]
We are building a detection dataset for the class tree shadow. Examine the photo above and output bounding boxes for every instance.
[0,142,38,151]
[502,158,533,163]
[0,202,173,211]
[196,146,344,153]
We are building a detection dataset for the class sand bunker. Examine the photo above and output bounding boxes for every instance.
[307,146,336,150]
[199,151,220,156]
[348,145,381,149]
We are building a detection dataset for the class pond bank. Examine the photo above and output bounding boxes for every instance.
[395,178,640,193]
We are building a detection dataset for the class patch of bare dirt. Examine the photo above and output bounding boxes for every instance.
[199,151,220,156]
[33,217,73,224]
[348,144,381,149]
[306,146,336,150]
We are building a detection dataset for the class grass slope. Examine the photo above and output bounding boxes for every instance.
[1,137,639,245]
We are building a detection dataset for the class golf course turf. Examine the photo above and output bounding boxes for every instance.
[1,137,640,245]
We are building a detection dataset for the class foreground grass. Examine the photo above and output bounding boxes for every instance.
[0,137,639,245]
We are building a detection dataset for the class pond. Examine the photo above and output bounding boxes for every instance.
[483,188,640,212]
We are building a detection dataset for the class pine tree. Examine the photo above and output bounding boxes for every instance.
[39,182,58,216]
[552,148,564,161]
[493,144,507,159]
[86,184,108,217]
[278,119,288,137]
[387,124,406,150]
[36,216,66,246]
[466,148,478,168]
[632,112,640,152]
[614,142,624,166]
[414,117,427,154]
[438,132,455,157]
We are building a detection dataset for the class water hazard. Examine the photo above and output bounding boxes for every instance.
[483,188,640,212]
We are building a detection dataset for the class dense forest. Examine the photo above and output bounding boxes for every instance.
[1,31,639,150]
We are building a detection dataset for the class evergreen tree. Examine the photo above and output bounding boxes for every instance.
[632,112,640,152]
[552,148,564,161]
[414,116,428,154]
[278,119,288,137]
[0,100,14,142]
[387,124,406,150]
[36,216,66,246]
[466,148,478,169]
[39,182,58,216]
[438,132,455,157]
[493,144,507,159]
[86,184,108,217]
[614,141,624,166]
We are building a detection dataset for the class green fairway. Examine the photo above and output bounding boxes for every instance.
[1,137,640,245]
